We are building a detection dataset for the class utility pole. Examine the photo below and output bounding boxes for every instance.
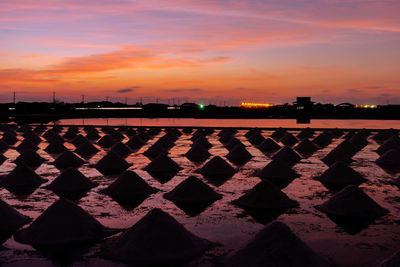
[81,94,85,104]
[13,91,16,105]
[106,96,109,102]
[53,92,56,104]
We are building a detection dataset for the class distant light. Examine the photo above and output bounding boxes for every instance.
[355,104,377,109]
[241,102,274,108]
[198,104,205,110]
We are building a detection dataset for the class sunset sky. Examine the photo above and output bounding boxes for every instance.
[0,0,399,105]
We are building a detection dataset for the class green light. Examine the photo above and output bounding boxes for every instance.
[199,104,205,110]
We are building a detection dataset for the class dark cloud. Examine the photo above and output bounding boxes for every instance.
[346,88,363,94]
[116,86,141,93]
[164,88,203,93]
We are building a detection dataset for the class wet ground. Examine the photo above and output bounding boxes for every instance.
[1,126,400,266]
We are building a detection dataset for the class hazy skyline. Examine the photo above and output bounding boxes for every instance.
[1,0,399,105]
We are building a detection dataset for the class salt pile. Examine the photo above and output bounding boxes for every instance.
[0,198,31,244]
[185,143,211,162]
[224,220,331,267]
[280,132,298,146]
[294,139,318,155]
[315,185,388,219]
[257,138,281,153]
[14,149,46,169]
[315,162,367,191]
[95,150,131,175]
[45,167,98,197]
[257,159,300,189]
[272,146,302,166]
[0,164,47,194]
[110,142,132,158]
[101,170,158,203]
[321,147,353,166]
[14,198,119,247]
[74,140,99,158]
[53,151,85,169]
[226,145,252,165]
[44,141,68,154]
[107,208,209,263]
[199,156,236,179]
[232,180,298,210]
[164,176,222,204]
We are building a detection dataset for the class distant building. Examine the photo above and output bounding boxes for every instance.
[293,97,313,111]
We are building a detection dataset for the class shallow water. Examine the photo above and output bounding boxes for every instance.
[1,126,400,266]
[59,118,400,129]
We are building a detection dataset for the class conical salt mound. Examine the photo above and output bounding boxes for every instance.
[297,128,315,139]
[224,220,331,267]
[0,164,47,194]
[47,133,65,144]
[95,150,131,175]
[143,142,168,159]
[185,143,211,162]
[14,198,119,247]
[44,141,68,154]
[110,130,125,141]
[110,142,132,158]
[321,147,353,166]
[182,127,193,134]
[164,176,222,204]
[155,135,175,149]
[377,135,400,155]
[232,180,298,210]
[144,154,182,174]
[257,159,300,189]
[53,151,85,169]
[272,146,302,166]
[313,132,333,147]
[85,130,100,140]
[192,136,212,150]
[248,132,265,145]
[101,170,158,203]
[294,139,318,155]
[16,139,38,153]
[0,139,10,152]
[315,162,367,191]
[199,156,236,179]
[14,149,45,169]
[126,135,146,150]
[257,138,282,153]
[315,185,388,219]
[225,138,245,151]
[126,128,137,137]
[2,131,19,145]
[349,134,368,149]
[0,198,31,244]
[245,128,261,138]
[376,149,400,169]
[45,167,98,197]
[218,128,237,137]
[71,134,87,147]
[280,133,298,147]
[226,145,252,165]
[22,131,42,145]
[373,129,398,143]
[97,134,116,148]
[107,208,209,263]
[335,140,359,156]
[271,128,287,140]
[219,132,234,144]
[74,140,99,158]
[378,249,400,267]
